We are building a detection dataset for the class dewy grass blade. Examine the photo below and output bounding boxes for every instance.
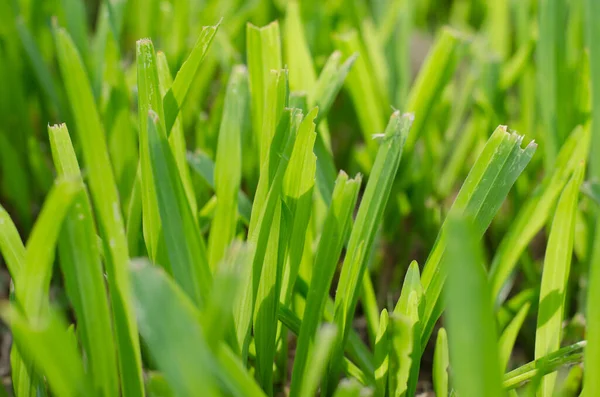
[535,163,584,397]
[156,52,198,217]
[489,125,590,303]
[48,124,119,397]
[0,204,25,279]
[130,259,219,396]
[146,113,211,307]
[420,126,536,348]
[290,171,361,397]
[444,215,503,397]
[208,66,249,269]
[328,112,412,388]
[3,306,89,396]
[54,26,144,396]
[433,328,449,397]
[163,22,220,132]
[12,178,81,397]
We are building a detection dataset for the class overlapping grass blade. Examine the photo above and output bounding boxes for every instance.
[420,126,537,347]
[374,309,390,396]
[12,178,81,397]
[146,113,211,306]
[3,306,89,396]
[48,124,118,397]
[433,328,449,397]
[290,171,361,397]
[208,65,249,269]
[54,26,144,396]
[328,111,412,388]
[0,204,25,278]
[535,163,584,396]
[298,325,338,397]
[388,310,416,396]
[444,215,503,397]
[489,125,590,303]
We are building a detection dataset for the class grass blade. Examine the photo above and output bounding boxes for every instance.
[328,112,412,388]
[433,328,449,397]
[0,204,25,279]
[535,163,584,396]
[499,303,530,371]
[444,215,503,397]
[208,65,249,269]
[54,26,144,396]
[48,123,119,397]
[290,171,361,397]
[298,325,338,397]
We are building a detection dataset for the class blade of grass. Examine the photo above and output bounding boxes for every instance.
[444,215,503,397]
[0,204,25,279]
[535,163,584,396]
[163,22,220,132]
[284,0,317,93]
[433,328,449,397]
[328,112,412,389]
[499,303,530,371]
[374,309,389,396]
[54,26,144,397]
[298,324,338,397]
[208,65,249,269]
[388,306,417,396]
[420,126,537,347]
[489,125,590,303]
[290,171,361,397]
[48,123,119,397]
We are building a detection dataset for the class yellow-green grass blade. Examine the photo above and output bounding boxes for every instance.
[535,163,584,396]
[328,112,412,388]
[156,52,198,217]
[433,328,449,397]
[247,21,282,165]
[3,306,89,396]
[444,215,503,397]
[332,379,366,397]
[499,302,530,371]
[284,0,317,93]
[290,171,361,397]
[489,125,590,304]
[374,309,389,396]
[208,65,249,269]
[146,113,211,307]
[298,324,338,397]
[54,26,144,397]
[163,22,220,133]
[420,126,537,348]
[388,308,417,397]
[12,178,81,397]
[48,124,119,397]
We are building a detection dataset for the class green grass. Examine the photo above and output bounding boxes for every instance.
[0,0,597,396]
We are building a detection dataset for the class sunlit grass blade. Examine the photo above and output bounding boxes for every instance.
[433,328,449,397]
[208,65,249,269]
[284,0,316,92]
[290,171,361,397]
[130,259,219,395]
[504,341,586,390]
[374,309,389,396]
[146,112,211,306]
[499,303,530,371]
[3,306,89,396]
[444,215,503,397]
[489,125,590,303]
[157,51,198,217]
[0,204,25,279]
[48,123,118,397]
[54,26,144,396]
[332,379,366,397]
[535,163,584,396]
[163,22,220,132]
[420,126,537,347]
[12,178,81,397]
[328,112,412,388]
[388,310,416,396]
[297,324,338,397]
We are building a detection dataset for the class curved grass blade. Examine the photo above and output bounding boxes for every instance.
[535,163,584,396]
[54,26,144,396]
[444,215,503,397]
[48,124,118,397]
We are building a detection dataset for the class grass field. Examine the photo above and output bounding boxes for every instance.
[0,0,598,396]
